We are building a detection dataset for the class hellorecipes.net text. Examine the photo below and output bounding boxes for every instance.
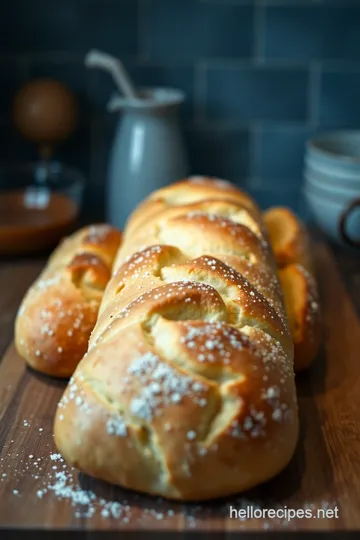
[229,504,339,522]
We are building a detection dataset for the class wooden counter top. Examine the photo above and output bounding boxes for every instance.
[0,236,360,533]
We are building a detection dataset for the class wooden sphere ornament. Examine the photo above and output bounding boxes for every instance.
[13,79,78,158]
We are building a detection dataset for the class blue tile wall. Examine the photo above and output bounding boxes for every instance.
[58,121,91,181]
[0,0,360,220]
[88,115,118,188]
[187,129,249,182]
[205,67,309,124]
[265,7,360,61]
[143,1,254,61]
[0,1,138,56]
[0,60,28,124]
[254,126,315,186]
[319,69,360,127]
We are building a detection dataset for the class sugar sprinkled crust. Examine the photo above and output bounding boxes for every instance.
[15,224,122,378]
[54,177,299,501]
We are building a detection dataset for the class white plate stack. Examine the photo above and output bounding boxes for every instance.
[304,131,360,248]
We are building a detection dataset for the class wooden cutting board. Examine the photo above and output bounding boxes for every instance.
[0,240,360,532]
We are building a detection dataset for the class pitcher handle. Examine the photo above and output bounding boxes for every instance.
[339,197,360,248]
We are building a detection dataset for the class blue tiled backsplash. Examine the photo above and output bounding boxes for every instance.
[1,0,360,220]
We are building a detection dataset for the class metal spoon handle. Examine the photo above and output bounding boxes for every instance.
[85,49,137,100]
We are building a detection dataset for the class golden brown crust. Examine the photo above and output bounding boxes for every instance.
[263,207,313,272]
[123,176,263,240]
[263,207,321,372]
[54,177,299,500]
[278,264,321,372]
[15,224,122,378]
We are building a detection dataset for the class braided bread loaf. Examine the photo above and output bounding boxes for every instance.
[15,224,122,378]
[54,177,299,501]
[264,207,321,371]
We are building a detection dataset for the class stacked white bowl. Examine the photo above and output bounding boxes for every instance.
[304,131,360,248]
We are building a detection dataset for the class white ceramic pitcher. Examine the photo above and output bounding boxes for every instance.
[107,88,189,229]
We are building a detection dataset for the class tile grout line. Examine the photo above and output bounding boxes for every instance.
[196,118,311,132]
[19,54,31,83]
[193,61,208,129]
[198,0,345,4]
[1,54,359,71]
[89,116,101,187]
[248,122,263,188]
[199,0,254,4]
[0,52,88,64]
[307,60,321,128]
[262,0,356,5]
[253,0,266,64]
[90,116,119,188]
[137,0,150,62]
[188,58,312,69]
[186,59,360,71]
[86,53,98,189]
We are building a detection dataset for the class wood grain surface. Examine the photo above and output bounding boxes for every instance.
[0,240,360,532]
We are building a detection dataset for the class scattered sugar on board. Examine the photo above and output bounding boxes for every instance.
[36,465,183,524]
[0,443,339,529]
[1,447,181,524]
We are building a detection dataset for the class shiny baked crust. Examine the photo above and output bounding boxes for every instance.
[263,207,313,272]
[15,224,122,378]
[54,177,299,500]
[264,207,321,371]
[279,263,321,372]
